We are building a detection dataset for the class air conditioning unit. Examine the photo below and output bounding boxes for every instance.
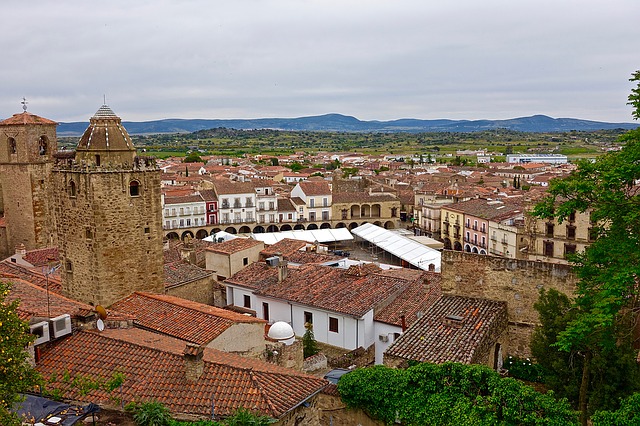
[30,321,50,345]
[378,334,389,343]
[266,256,280,267]
[49,314,72,338]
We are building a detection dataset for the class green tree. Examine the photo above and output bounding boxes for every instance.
[592,393,640,426]
[302,322,319,359]
[0,282,41,426]
[183,152,203,163]
[531,70,640,424]
[338,362,578,425]
[628,70,640,120]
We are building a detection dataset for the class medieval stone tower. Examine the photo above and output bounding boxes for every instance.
[51,104,164,307]
[0,107,57,258]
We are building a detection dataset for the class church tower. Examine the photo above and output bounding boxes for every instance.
[0,102,57,258]
[52,104,163,307]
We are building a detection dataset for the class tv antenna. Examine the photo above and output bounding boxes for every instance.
[21,97,28,112]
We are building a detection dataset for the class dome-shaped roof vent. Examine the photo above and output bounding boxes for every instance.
[268,321,295,345]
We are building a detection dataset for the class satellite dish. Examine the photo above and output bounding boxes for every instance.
[96,318,105,332]
[95,305,108,320]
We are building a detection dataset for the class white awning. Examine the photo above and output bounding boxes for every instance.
[351,223,441,272]
[250,228,354,245]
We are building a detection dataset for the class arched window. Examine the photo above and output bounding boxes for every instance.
[8,137,16,155]
[69,180,77,197]
[38,136,48,155]
[129,180,140,196]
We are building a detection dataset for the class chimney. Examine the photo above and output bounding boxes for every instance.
[428,263,436,272]
[15,243,26,256]
[400,315,407,332]
[277,259,288,282]
[183,343,204,381]
[180,242,197,265]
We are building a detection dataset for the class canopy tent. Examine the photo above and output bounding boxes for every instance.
[203,230,239,243]
[250,227,354,245]
[351,223,441,272]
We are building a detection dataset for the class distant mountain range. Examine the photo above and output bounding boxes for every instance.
[56,113,639,136]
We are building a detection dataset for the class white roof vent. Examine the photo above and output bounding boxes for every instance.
[268,321,295,345]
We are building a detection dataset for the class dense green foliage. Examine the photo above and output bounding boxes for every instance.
[128,402,273,426]
[183,152,204,163]
[531,71,640,424]
[0,281,41,426]
[337,362,578,425]
[503,355,544,383]
[302,323,319,359]
[591,393,640,425]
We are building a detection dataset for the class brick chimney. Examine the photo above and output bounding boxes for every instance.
[183,343,204,381]
[277,258,288,282]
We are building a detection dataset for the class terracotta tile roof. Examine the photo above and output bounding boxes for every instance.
[297,180,331,196]
[445,198,524,221]
[212,178,256,195]
[23,247,60,268]
[37,328,327,419]
[227,263,415,318]
[111,292,264,345]
[163,240,215,267]
[205,238,263,255]
[0,261,62,293]
[198,189,218,201]
[164,194,205,205]
[0,111,57,126]
[290,197,305,206]
[286,251,343,265]
[5,276,95,320]
[277,198,296,211]
[385,295,508,364]
[374,271,442,327]
[164,261,213,288]
[261,239,307,257]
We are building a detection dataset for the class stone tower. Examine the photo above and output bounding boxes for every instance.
[0,107,57,258]
[51,105,164,307]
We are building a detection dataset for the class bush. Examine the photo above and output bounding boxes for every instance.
[504,355,545,383]
[130,401,172,426]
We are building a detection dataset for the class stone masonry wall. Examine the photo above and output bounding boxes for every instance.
[53,168,164,307]
[441,250,577,357]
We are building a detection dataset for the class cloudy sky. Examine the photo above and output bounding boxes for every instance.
[2,1,639,123]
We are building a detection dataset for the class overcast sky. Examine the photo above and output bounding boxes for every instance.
[2,1,639,123]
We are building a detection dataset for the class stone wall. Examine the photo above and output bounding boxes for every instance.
[52,168,164,307]
[441,250,577,357]
[166,276,218,306]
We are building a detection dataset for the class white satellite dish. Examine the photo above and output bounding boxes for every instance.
[96,318,105,331]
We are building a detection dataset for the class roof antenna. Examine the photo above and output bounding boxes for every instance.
[21,97,28,112]
[103,94,107,106]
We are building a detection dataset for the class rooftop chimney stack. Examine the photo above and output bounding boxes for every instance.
[15,243,26,256]
[277,259,288,282]
[183,343,204,381]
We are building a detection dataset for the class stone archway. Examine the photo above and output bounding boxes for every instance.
[225,227,237,234]
[350,205,360,218]
[166,232,179,240]
[454,241,463,251]
[239,226,251,234]
[280,224,292,231]
[443,238,452,250]
[181,230,194,240]
[196,229,209,239]
[335,222,346,228]
[465,244,471,252]
[253,226,265,233]
[373,221,382,227]
[307,223,318,230]
[480,249,487,255]
[349,222,359,230]
[267,225,279,233]
[211,228,222,235]
[472,247,478,254]
[384,221,396,229]
[320,223,331,229]
[294,224,305,230]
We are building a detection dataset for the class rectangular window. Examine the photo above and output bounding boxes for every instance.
[186,219,191,226]
[545,223,554,237]
[262,302,269,321]
[269,201,275,210]
[243,295,251,309]
[329,317,339,333]
[543,241,554,257]
[567,226,576,240]
[243,257,249,266]
[309,198,315,208]
[323,197,328,207]
[180,207,184,215]
[304,311,313,325]
[564,243,577,256]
